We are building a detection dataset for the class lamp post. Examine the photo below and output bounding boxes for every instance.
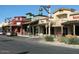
[39,5,51,36]
[48,6,51,36]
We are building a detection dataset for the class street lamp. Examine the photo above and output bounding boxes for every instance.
[48,7,51,36]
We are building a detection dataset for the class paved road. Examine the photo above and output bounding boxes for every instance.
[0,35,79,54]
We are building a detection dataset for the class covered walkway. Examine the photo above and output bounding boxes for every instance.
[62,20,79,36]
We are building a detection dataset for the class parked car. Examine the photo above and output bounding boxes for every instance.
[0,32,3,35]
[6,32,11,36]
[6,32,17,36]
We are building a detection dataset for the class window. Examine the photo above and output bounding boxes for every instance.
[15,18,18,21]
[57,14,67,19]
[20,18,22,21]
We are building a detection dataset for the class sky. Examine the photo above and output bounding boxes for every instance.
[0,5,79,23]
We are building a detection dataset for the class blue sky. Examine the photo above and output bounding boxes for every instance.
[0,5,79,23]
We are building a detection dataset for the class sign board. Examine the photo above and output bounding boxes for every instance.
[16,22,21,25]
[70,15,79,20]
[39,20,47,24]
[73,15,79,19]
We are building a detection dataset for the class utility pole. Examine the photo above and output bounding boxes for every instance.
[39,5,51,36]
[48,7,51,36]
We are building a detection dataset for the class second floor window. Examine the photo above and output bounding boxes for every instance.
[57,14,67,19]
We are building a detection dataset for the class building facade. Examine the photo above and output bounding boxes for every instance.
[24,15,54,36]
[2,8,79,36]
[52,8,79,36]
[10,16,30,35]
[25,8,79,36]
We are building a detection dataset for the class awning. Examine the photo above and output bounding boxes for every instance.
[52,25,61,27]
[62,20,79,25]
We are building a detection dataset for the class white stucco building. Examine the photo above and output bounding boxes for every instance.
[23,8,79,36]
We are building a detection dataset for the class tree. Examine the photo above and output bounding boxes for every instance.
[26,12,34,20]
[26,12,34,16]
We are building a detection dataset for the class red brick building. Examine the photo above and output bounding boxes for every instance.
[10,16,30,35]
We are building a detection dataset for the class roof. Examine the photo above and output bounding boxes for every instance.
[24,20,38,25]
[70,11,79,16]
[14,16,26,18]
[34,15,48,17]
[11,18,31,22]
[53,8,75,14]
[23,16,54,26]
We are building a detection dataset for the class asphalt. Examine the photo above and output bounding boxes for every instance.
[0,35,79,54]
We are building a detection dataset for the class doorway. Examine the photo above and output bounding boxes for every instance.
[75,26,79,35]
[63,27,68,36]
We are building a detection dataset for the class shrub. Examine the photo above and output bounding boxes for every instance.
[65,34,77,39]
[61,34,79,44]
[70,38,79,44]
[61,37,70,44]
[45,35,54,41]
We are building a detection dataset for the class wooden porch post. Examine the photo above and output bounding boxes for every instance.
[73,24,75,35]
[61,25,63,36]
[38,26,40,35]
[32,26,34,35]
[45,24,47,35]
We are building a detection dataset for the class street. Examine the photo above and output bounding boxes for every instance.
[0,35,79,54]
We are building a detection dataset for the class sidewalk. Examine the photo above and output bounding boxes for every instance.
[17,34,30,37]
[16,35,79,49]
[38,40,79,49]
[17,34,40,38]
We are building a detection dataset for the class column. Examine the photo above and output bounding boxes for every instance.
[68,26,70,34]
[48,21,51,36]
[32,26,34,35]
[45,24,47,35]
[40,26,43,34]
[61,25,63,36]
[20,27,23,35]
[29,25,31,35]
[29,25,31,34]
[37,26,39,35]
[39,26,41,35]
[67,14,69,19]
[73,24,75,35]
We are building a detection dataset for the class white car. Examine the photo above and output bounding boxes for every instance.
[0,32,3,35]
[6,32,11,36]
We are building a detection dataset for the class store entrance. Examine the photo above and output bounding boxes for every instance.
[63,27,68,36]
[75,26,79,35]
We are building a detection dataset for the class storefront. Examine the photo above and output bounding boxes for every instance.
[10,16,30,35]
[62,20,79,36]
[61,13,79,36]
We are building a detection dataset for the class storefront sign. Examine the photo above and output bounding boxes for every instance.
[39,20,46,24]
[73,15,79,19]
[16,22,21,25]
